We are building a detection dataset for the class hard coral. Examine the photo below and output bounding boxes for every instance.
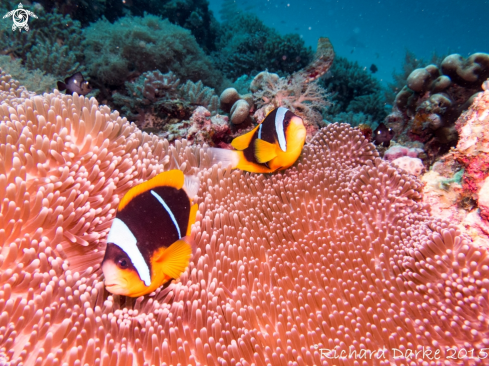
[387,53,488,162]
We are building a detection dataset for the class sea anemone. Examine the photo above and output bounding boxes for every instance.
[1,69,489,365]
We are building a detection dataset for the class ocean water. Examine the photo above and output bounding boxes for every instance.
[210,0,489,85]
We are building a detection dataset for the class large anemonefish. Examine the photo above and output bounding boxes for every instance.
[211,107,306,173]
[102,169,199,297]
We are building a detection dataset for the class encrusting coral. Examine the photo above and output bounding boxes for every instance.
[2,66,489,365]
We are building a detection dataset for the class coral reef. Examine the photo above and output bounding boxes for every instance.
[217,40,334,139]
[83,15,223,90]
[113,70,220,139]
[37,0,220,52]
[219,87,254,125]
[212,14,312,80]
[421,83,489,247]
[391,156,425,176]
[0,56,56,94]
[113,70,184,127]
[0,6,84,78]
[386,53,489,163]
[384,145,424,162]
[186,106,230,145]
[321,56,387,125]
[252,72,330,135]
[3,73,489,364]
[179,79,219,114]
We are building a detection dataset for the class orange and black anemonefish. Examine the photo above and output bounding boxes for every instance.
[102,169,199,297]
[210,107,307,173]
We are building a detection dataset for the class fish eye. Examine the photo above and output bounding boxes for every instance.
[117,258,129,269]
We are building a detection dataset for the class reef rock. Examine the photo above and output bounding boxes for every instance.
[391,156,425,176]
[386,52,489,163]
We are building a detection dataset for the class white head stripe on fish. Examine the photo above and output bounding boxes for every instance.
[150,190,182,239]
[275,107,287,152]
[258,123,263,140]
[107,218,151,286]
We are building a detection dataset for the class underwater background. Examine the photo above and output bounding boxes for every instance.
[1,0,489,365]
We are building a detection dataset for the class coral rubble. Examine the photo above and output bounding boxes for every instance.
[2,68,489,365]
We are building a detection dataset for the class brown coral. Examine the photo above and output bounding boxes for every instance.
[2,72,489,365]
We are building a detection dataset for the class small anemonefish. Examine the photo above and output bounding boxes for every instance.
[102,170,199,297]
[373,122,395,147]
[211,107,306,173]
[57,72,92,96]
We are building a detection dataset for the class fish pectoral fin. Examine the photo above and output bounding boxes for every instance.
[231,124,260,150]
[158,240,192,279]
[254,138,278,163]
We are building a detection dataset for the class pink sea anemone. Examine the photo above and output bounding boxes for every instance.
[2,68,489,365]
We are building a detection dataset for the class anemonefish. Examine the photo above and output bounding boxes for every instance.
[372,122,394,147]
[102,169,199,297]
[210,107,306,173]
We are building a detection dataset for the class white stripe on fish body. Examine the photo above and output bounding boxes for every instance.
[151,190,182,239]
[107,218,152,286]
[275,107,287,152]
[258,123,263,140]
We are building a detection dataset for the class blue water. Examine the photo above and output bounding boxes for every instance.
[209,0,489,85]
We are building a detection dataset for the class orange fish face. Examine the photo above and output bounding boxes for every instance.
[231,107,307,173]
[102,243,148,296]
[269,115,306,171]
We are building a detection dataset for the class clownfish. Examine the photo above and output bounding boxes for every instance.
[102,170,199,297]
[210,107,306,173]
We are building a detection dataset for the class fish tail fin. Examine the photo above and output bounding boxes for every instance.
[208,147,241,170]
[57,81,66,92]
[159,240,192,279]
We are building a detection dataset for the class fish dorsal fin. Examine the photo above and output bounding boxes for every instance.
[118,170,184,211]
[231,124,261,150]
[156,240,192,279]
[186,203,199,237]
[254,138,278,163]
